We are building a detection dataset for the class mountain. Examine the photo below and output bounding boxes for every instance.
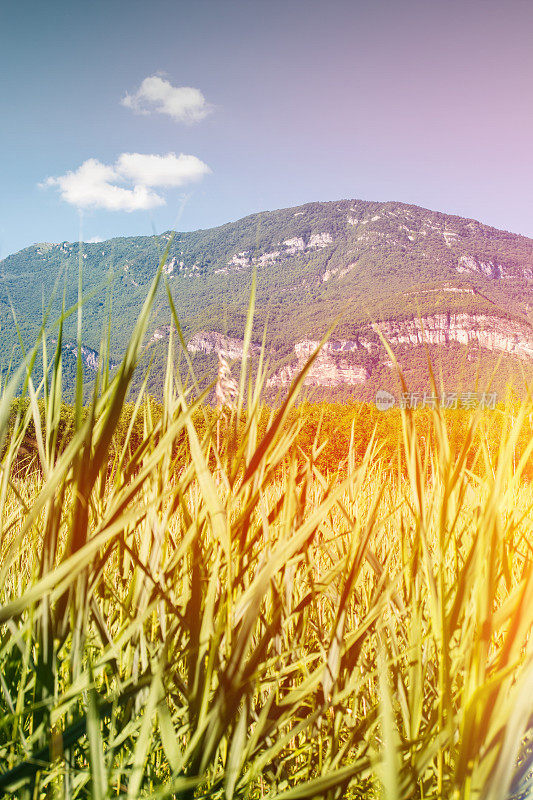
[2,198,533,401]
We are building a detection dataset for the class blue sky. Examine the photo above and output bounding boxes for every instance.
[1,0,532,256]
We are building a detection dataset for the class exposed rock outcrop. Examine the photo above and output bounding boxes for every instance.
[227,232,334,270]
[187,311,533,391]
[267,341,370,388]
[151,325,172,342]
[456,254,533,280]
[61,342,115,371]
[307,232,333,249]
[187,331,260,360]
[374,314,533,359]
[283,237,305,254]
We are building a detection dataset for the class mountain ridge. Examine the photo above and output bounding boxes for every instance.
[2,197,533,398]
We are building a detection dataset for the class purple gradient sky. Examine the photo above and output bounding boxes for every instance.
[1,0,532,255]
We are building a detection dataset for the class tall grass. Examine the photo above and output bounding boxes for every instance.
[0,253,532,799]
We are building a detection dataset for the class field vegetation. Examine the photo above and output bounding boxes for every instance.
[0,255,532,799]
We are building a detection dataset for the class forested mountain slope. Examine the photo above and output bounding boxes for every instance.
[3,198,533,398]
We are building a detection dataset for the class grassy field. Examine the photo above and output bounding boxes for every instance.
[0,255,532,799]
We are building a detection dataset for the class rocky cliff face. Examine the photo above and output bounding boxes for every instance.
[267,341,370,389]
[185,331,368,387]
[373,314,533,358]
[185,311,533,389]
[456,254,533,280]
[187,331,260,360]
[61,342,115,372]
[223,231,335,271]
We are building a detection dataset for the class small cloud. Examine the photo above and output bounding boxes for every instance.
[121,75,213,123]
[41,159,164,212]
[85,236,104,243]
[41,152,211,212]
[116,152,211,187]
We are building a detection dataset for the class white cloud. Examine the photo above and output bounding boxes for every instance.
[41,152,211,212]
[85,236,104,243]
[121,76,212,123]
[42,159,164,212]
[116,152,211,187]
